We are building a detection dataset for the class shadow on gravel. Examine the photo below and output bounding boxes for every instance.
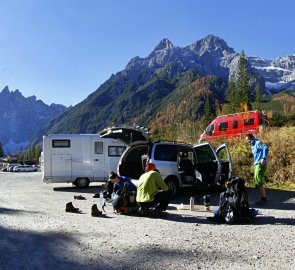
[164,213,210,224]
[0,225,111,270]
[171,187,295,211]
[0,207,41,215]
[53,185,105,195]
[255,188,295,211]
[255,215,295,225]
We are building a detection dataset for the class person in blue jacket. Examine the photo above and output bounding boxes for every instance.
[245,134,269,206]
[108,171,136,193]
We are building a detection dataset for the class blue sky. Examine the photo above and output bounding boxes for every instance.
[0,0,294,107]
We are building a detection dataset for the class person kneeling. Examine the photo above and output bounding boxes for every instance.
[136,163,171,217]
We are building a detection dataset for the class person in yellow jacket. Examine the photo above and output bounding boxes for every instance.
[136,163,171,217]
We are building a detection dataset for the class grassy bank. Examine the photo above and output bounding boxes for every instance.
[213,126,295,189]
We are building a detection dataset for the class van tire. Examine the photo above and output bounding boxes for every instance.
[165,177,178,197]
[75,178,90,188]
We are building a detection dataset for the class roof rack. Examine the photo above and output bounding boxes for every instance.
[153,140,192,146]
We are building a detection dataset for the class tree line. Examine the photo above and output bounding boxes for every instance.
[0,142,42,164]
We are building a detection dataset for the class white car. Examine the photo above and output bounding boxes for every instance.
[13,165,38,172]
[100,126,233,196]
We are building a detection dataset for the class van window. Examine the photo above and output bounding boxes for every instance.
[125,146,148,162]
[52,140,70,148]
[219,122,228,131]
[233,120,238,129]
[176,146,196,164]
[94,141,103,154]
[243,118,254,125]
[108,146,125,156]
[206,124,214,133]
[154,145,177,161]
[194,145,215,163]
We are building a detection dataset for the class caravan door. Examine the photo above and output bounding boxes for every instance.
[51,154,72,181]
[92,140,106,181]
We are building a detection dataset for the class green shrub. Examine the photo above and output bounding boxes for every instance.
[224,126,295,186]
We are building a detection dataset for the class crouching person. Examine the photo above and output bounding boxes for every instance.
[109,171,138,214]
[136,163,171,217]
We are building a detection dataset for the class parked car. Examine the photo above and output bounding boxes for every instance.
[199,110,269,142]
[13,165,38,172]
[100,126,233,196]
[6,163,22,172]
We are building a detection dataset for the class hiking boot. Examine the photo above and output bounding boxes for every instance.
[138,206,149,217]
[65,202,79,213]
[74,195,86,200]
[151,208,168,218]
[255,198,267,206]
[91,204,102,217]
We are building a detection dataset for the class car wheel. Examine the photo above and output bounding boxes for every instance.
[165,177,178,197]
[75,178,90,188]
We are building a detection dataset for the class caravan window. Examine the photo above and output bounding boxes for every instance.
[52,140,70,148]
[94,141,103,154]
[108,146,125,157]
[219,122,228,131]
[233,120,238,129]
[243,118,254,125]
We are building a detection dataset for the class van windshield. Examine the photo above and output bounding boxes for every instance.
[206,124,214,133]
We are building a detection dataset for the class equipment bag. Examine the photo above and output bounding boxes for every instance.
[218,177,252,224]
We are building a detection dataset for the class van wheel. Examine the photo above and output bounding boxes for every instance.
[165,178,178,197]
[75,178,90,188]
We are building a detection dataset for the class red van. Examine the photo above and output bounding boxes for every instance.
[199,111,269,142]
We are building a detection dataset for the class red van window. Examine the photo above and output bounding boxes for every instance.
[233,120,238,129]
[219,122,228,131]
[243,118,254,125]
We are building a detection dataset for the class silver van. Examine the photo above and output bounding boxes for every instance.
[100,126,233,196]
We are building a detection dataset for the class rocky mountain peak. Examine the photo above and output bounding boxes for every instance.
[188,34,235,57]
[1,85,10,94]
[272,54,295,70]
[152,38,174,53]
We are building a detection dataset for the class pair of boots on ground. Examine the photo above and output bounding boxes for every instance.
[65,202,102,217]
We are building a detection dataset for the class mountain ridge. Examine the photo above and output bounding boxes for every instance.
[2,35,294,154]
[0,86,67,154]
[32,35,295,143]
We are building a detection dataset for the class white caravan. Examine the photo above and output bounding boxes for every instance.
[42,134,125,187]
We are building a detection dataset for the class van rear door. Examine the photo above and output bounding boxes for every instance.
[99,126,149,145]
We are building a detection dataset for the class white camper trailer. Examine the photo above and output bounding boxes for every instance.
[42,134,125,187]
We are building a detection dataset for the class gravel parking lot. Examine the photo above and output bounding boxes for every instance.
[0,172,294,270]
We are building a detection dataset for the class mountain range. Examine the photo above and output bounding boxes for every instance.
[1,35,294,154]
[0,86,66,155]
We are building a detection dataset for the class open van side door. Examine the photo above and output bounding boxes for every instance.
[216,143,233,184]
[193,142,221,186]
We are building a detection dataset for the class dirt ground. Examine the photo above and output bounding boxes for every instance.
[0,172,294,270]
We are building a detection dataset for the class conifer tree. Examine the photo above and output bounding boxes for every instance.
[203,96,214,125]
[0,142,4,157]
[225,73,237,113]
[235,51,252,111]
[254,83,262,111]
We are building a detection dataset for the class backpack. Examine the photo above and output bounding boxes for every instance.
[218,177,252,224]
